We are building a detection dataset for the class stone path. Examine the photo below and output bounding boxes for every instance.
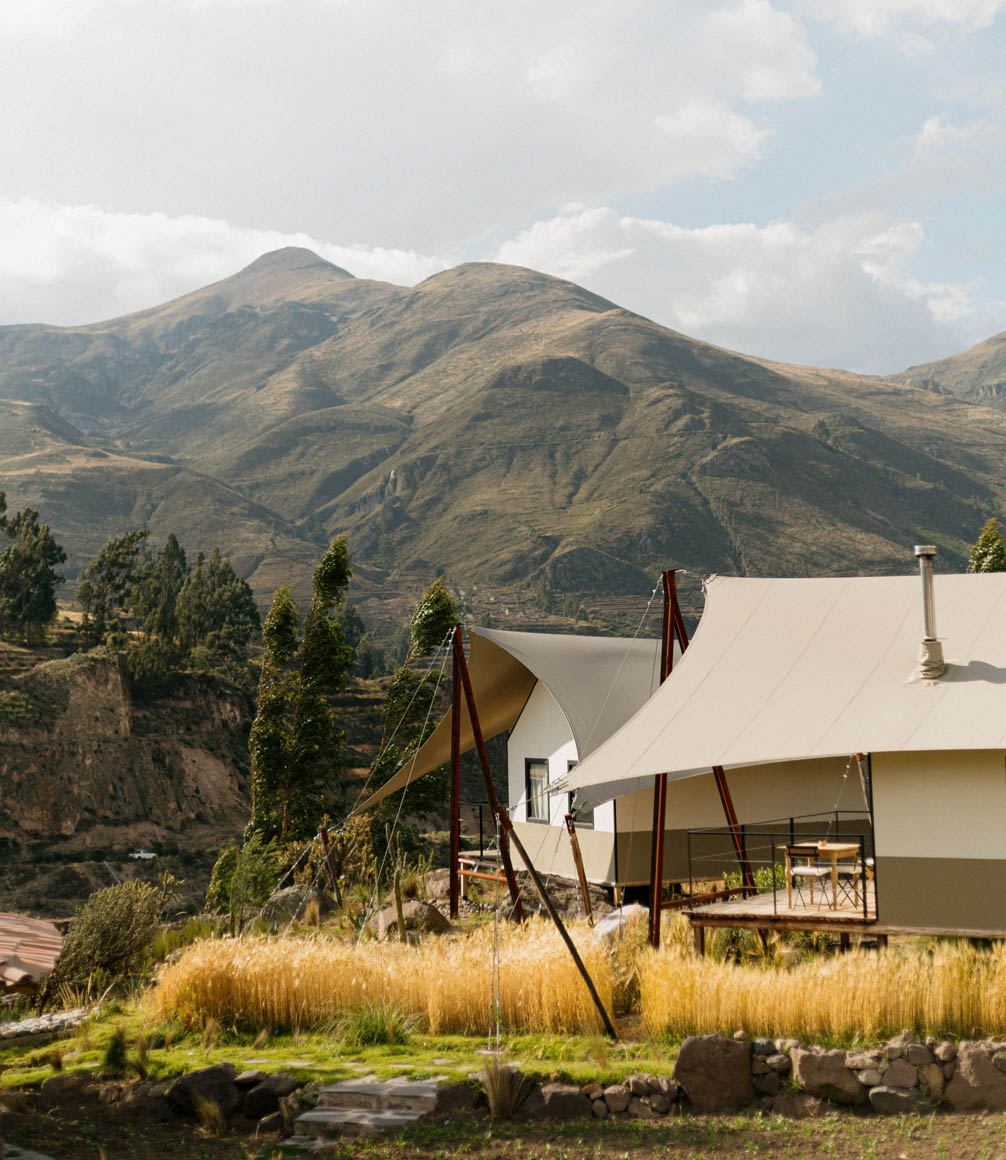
[281,1076,445,1149]
[0,1008,90,1044]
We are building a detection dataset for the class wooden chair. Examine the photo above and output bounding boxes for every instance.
[783,844,830,908]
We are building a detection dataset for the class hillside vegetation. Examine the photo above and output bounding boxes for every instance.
[1,247,1005,633]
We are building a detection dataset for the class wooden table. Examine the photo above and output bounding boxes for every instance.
[780,841,860,909]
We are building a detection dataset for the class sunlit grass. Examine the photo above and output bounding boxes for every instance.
[151,919,613,1035]
[640,938,1006,1042]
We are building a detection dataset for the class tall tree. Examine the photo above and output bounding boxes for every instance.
[77,530,149,645]
[248,538,355,841]
[177,546,260,657]
[0,496,67,643]
[133,533,188,641]
[369,577,458,821]
[408,577,457,661]
[968,518,1006,573]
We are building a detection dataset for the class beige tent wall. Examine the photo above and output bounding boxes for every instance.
[511,820,617,884]
[873,750,1006,930]
[616,756,868,885]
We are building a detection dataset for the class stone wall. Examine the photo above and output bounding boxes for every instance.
[515,1030,1006,1120]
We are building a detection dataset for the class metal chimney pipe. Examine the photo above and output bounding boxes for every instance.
[913,544,945,679]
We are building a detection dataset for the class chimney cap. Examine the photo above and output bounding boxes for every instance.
[914,544,938,558]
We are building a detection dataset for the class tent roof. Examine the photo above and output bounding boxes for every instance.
[560,572,1006,806]
[352,626,661,815]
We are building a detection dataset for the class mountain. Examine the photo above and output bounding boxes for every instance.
[892,331,1006,408]
[2,247,1006,633]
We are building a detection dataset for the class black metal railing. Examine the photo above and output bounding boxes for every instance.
[685,811,875,922]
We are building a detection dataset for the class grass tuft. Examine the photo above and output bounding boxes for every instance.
[332,1001,421,1047]
[101,1024,129,1075]
[482,1054,537,1121]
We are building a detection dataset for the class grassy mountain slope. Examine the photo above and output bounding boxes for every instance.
[1,248,1005,633]
[892,330,1006,408]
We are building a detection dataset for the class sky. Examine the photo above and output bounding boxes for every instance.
[2,0,1005,373]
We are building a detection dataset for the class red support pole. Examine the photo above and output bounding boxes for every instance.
[448,627,462,920]
[649,570,681,948]
[712,764,756,892]
[453,629,525,921]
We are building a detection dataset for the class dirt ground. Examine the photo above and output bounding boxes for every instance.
[7,1097,1006,1160]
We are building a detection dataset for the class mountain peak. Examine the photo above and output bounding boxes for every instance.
[240,247,354,279]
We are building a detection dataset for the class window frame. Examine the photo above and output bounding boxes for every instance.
[566,759,594,829]
[524,757,550,823]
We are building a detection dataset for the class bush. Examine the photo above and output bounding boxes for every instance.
[206,833,282,935]
[39,881,163,1008]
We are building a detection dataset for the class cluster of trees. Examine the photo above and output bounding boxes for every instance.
[0,492,66,643]
[77,530,260,691]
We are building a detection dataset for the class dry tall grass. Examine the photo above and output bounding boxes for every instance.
[640,939,1006,1042]
[152,920,612,1035]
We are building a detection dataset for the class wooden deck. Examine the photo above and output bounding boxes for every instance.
[686,883,877,933]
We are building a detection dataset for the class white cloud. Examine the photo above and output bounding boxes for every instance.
[0,199,450,325]
[0,1,820,250]
[912,114,988,155]
[494,206,979,372]
[798,0,1006,40]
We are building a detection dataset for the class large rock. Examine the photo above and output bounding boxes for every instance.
[770,1092,829,1119]
[674,1034,753,1112]
[366,899,451,939]
[883,1059,917,1088]
[241,1073,299,1119]
[603,1083,631,1113]
[790,1048,867,1105]
[260,885,334,929]
[165,1063,241,1118]
[869,1085,929,1114]
[530,1083,591,1120]
[945,1042,1006,1111]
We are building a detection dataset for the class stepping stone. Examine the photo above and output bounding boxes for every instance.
[296,1107,426,1139]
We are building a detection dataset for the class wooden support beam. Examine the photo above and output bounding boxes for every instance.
[449,631,462,920]
[712,764,756,893]
[452,628,525,922]
[564,814,594,928]
[649,570,686,948]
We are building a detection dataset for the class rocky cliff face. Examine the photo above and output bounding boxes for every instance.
[0,650,249,846]
[0,647,253,915]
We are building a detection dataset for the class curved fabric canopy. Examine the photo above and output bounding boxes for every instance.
[560,571,1006,807]
[351,626,661,815]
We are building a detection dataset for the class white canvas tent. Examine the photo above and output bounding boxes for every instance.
[558,570,1006,932]
[352,626,662,817]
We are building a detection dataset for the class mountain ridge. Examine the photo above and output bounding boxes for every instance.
[1,247,1004,634]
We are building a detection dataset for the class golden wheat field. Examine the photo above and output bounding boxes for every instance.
[152,920,613,1034]
[639,938,1006,1042]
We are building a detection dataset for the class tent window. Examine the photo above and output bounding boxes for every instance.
[525,759,549,822]
[567,760,593,828]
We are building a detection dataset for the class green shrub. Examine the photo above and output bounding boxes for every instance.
[39,880,163,1008]
[206,833,282,935]
[333,1001,421,1047]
